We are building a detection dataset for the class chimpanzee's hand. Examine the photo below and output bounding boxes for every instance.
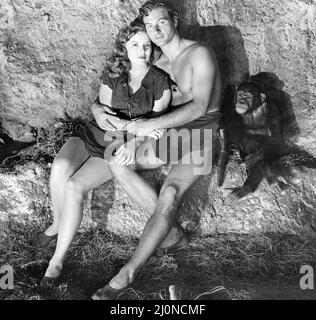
[244,149,264,170]
[268,174,288,193]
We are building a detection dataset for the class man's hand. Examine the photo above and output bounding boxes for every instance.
[124,119,164,139]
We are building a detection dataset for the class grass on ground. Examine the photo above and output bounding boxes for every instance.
[1,217,316,300]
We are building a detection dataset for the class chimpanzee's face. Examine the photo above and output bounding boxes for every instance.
[235,89,257,114]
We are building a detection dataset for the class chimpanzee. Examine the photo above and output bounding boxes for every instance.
[224,82,289,205]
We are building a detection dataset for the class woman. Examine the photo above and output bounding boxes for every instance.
[35,21,172,286]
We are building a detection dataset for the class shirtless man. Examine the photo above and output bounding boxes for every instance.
[92,0,222,299]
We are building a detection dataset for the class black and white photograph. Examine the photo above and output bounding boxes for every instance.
[0,0,316,305]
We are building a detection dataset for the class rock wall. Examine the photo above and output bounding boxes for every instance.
[181,0,316,151]
[0,0,143,137]
[1,1,316,238]
[0,0,315,151]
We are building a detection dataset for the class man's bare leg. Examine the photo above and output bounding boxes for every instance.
[110,134,188,247]
[109,163,185,248]
[92,163,201,298]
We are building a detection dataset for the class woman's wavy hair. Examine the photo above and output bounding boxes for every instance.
[105,19,160,79]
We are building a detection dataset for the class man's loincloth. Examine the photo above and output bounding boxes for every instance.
[136,111,221,172]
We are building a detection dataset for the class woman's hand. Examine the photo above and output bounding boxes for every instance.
[111,140,137,167]
[148,128,164,140]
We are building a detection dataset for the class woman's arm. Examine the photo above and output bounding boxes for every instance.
[98,83,112,106]
[152,89,172,115]
[123,89,172,136]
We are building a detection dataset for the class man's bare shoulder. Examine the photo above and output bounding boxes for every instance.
[184,41,215,61]
[155,53,168,67]
[154,54,171,75]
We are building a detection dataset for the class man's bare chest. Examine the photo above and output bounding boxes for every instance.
[157,59,192,94]
[172,59,192,94]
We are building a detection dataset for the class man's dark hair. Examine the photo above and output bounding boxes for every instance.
[138,0,179,24]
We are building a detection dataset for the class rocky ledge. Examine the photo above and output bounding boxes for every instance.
[1,159,315,239]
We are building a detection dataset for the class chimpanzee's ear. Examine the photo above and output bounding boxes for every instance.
[259,93,266,103]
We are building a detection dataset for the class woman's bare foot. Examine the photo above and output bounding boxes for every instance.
[91,266,135,300]
[44,223,59,237]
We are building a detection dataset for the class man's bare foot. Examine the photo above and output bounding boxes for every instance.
[159,224,188,250]
[109,267,135,289]
[155,228,190,257]
[91,266,135,300]
[159,230,189,250]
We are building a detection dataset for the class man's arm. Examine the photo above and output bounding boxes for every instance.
[145,46,217,129]
[111,90,171,166]
[91,84,112,116]
[91,84,128,130]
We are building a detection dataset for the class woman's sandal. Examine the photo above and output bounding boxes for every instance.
[39,275,60,288]
[39,263,62,288]
[31,232,57,248]
[91,284,130,300]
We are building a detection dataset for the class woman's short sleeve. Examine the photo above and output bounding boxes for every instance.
[102,72,115,90]
[154,68,172,101]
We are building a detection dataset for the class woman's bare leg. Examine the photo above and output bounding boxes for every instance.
[45,137,90,236]
[44,157,113,278]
